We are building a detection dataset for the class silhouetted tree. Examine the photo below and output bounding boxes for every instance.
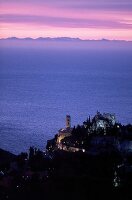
[29,146,35,160]
[17,152,28,168]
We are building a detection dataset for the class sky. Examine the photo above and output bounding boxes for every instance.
[0,0,132,40]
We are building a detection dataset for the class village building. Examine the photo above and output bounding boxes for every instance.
[57,115,73,143]
[92,111,116,133]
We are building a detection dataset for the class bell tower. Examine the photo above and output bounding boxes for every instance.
[66,115,71,128]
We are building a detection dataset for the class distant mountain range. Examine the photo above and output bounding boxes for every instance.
[0,37,81,41]
[0,37,131,42]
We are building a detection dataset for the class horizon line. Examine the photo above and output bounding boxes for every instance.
[0,36,132,42]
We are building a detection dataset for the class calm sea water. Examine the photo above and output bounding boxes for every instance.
[0,40,132,154]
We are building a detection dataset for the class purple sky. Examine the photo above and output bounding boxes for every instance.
[0,0,132,40]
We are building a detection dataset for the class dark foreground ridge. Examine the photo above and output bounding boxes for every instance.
[0,112,132,200]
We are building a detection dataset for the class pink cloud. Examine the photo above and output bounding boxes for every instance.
[0,0,132,40]
[0,14,132,30]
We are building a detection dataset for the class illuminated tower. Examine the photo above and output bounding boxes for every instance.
[66,115,71,128]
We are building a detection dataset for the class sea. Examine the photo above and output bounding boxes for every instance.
[0,39,132,154]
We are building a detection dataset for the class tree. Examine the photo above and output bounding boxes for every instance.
[29,146,35,160]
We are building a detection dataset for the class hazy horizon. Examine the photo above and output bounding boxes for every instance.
[1,37,132,42]
[0,0,132,40]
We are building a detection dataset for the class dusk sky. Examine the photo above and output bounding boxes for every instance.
[0,0,132,40]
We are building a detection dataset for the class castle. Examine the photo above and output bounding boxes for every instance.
[46,112,117,153]
[57,115,73,146]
